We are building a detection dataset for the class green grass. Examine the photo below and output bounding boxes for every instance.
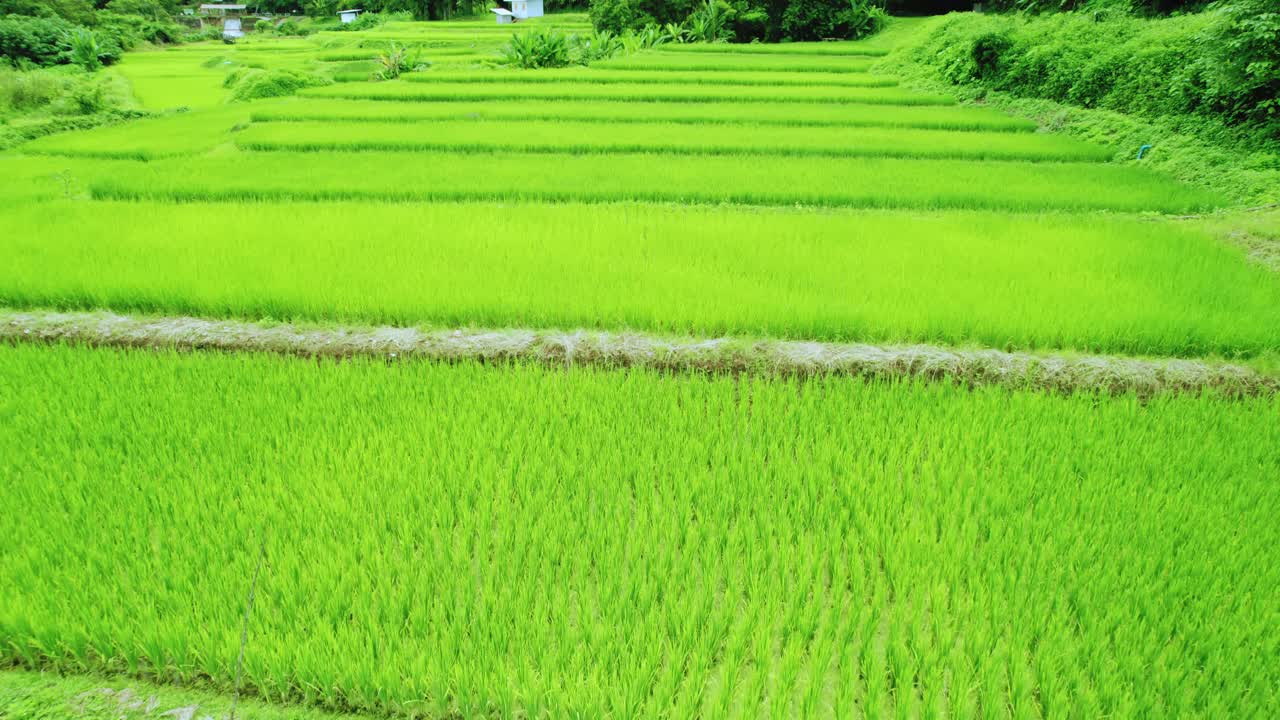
[250,97,1037,131]
[85,149,1224,214]
[3,344,1278,718]
[593,52,878,73]
[301,80,955,105]
[2,201,1274,357]
[234,118,1111,161]
[406,68,899,87]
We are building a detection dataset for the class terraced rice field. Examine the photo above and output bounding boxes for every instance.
[2,12,1279,720]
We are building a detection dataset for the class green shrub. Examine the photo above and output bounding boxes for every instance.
[0,0,96,26]
[374,42,421,80]
[224,67,330,101]
[501,28,573,69]
[687,0,735,41]
[66,28,101,71]
[913,9,1277,141]
[781,0,884,41]
[104,0,175,21]
[0,15,75,67]
[1201,0,1280,129]
[272,18,312,36]
[590,0,697,34]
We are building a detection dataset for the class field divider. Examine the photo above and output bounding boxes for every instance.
[4,309,1274,398]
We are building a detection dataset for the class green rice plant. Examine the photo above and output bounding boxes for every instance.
[86,149,1223,215]
[658,41,888,56]
[593,51,877,72]
[2,344,1278,718]
[250,98,1037,131]
[20,107,249,160]
[1,201,1271,357]
[232,118,1111,162]
[402,68,899,88]
[300,80,954,105]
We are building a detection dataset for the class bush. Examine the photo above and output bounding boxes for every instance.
[224,67,330,101]
[913,8,1277,140]
[67,27,101,71]
[781,0,884,41]
[272,18,312,36]
[0,0,96,26]
[590,0,697,34]
[501,28,573,68]
[104,0,175,21]
[373,42,419,79]
[0,15,75,67]
[1201,0,1280,129]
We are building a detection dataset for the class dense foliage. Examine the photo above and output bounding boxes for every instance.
[591,0,888,42]
[913,3,1279,137]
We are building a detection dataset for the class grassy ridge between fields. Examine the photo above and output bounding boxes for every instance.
[233,120,1111,162]
[247,98,1038,131]
[1,201,1276,358]
[78,151,1223,213]
[2,345,1277,718]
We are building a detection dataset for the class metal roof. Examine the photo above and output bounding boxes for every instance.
[199,4,246,8]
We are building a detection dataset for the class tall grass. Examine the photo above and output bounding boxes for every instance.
[300,81,955,106]
[87,150,1224,214]
[3,344,1278,718]
[233,119,1110,162]
[2,201,1273,357]
[251,98,1037,131]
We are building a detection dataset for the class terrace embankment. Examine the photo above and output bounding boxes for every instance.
[5,309,1275,397]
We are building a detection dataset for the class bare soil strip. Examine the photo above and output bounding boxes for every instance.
[3,309,1275,397]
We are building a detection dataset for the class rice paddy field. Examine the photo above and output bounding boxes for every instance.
[2,12,1279,720]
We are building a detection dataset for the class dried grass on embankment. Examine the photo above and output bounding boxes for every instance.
[4,309,1275,399]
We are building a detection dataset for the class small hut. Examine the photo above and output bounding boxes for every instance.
[338,8,363,23]
[199,4,247,38]
[491,0,542,21]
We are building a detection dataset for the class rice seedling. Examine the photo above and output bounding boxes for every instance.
[654,42,889,56]
[2,200,1271,357]
[232,118,1109,161]
[404,68,899,88]
[21,108,249,160]
[300,80,955,105]
[250,97,1038,131]
[592,52,878,73]
[2,343,1277,718]
[86,149,1224,214]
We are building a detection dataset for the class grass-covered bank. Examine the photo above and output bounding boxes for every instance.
[3,343,1278,718]
[880,10,1280,205]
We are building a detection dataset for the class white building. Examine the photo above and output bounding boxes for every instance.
[509,0,543,18]
[338,8,363,23]
[198,4,247,38]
